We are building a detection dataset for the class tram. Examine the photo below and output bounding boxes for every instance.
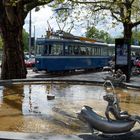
[35,38,111,72]
[108,44,140,56]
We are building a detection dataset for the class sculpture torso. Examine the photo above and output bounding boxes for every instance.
[103,94,130,121]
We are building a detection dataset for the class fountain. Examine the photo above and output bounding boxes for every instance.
[0,80,140,139]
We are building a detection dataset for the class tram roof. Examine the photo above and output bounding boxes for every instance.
[36,38,108,46]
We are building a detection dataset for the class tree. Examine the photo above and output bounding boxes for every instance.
[85,26,115,43]
[0,29,29,56]
[0,0,63,79]
[59,0,140,40]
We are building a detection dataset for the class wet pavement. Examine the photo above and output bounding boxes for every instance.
[0,69,140,140]
[27,69,140,89]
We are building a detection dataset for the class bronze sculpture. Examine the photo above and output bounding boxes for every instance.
[77,93,140,135]
[103,94,130,121]
[103,69,126,87]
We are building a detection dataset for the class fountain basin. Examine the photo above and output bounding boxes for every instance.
[0,81,139,134]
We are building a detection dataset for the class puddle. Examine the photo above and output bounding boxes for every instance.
[0,82,140,134]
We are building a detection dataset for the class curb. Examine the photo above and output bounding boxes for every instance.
[0,77,139,89]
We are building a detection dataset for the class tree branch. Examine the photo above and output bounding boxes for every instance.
[23,0,54,18]
[111,12,122,22]
[132,20,140,28]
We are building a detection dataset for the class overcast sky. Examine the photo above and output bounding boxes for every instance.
[23,5,123,38]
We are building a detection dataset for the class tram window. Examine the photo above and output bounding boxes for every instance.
[92,48,95,55]
[67,45,74,55]
[42,45,48,55]
[86,47,91,55]
[100,48,102,55]
[86,48,89,55]
[108,48,114,56]
[68,45,72,55]
[64,45,73,55]
[74,46,79,55]
[90,48,93,55]
[50,43,63,55]
[94,47,98,55]
[80,46,86,55]
[96,48,99,55]
[96,48,101,55]
[65,46,69,55]
[98,48,101,55]
[92,45,101,55]
[101,47,107,56]
[36,45,44,55]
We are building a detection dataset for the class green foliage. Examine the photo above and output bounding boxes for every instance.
[56,0,65,3]
[85,26,115,43]
[132,29,140,45]
[22,29,29,51]
[55,0,140,39]
[0,36,3,49]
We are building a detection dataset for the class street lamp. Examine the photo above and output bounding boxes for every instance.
[29,11,32,58]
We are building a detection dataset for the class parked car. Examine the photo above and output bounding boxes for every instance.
[134,59,140,68]
[25,57,35,67]
[24,54,35,60]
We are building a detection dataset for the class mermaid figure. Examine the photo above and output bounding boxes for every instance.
[103,94,140,123]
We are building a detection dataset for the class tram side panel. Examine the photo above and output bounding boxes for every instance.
[35,56,110,72]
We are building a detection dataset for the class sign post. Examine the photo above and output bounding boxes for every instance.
[115,38,131,82]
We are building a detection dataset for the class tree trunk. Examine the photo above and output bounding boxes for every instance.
[123,23,132,39]
[1,23,27,79]
[122,23,132,82]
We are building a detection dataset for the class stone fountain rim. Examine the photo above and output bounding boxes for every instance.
[0,78,139,89]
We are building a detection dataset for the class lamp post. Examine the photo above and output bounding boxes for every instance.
[34,25,36,55]
[29,11,32,58]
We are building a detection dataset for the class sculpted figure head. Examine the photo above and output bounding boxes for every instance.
[103,94,115,104]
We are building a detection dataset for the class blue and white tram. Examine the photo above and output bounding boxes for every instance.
[108,44,140,56]
[35,38,111,72]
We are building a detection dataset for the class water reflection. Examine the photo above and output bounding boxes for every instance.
[105,87,140,103]
[0,85,24,131]
[0,83,139,134]
[2,84,23,113]
[105,87,140,115]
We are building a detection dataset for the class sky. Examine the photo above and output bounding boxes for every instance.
[23,5,123,38]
